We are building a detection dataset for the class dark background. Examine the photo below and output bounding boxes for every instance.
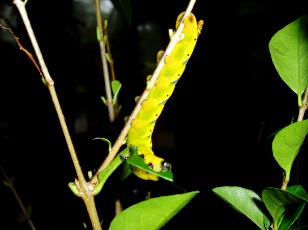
[0,0,308,229]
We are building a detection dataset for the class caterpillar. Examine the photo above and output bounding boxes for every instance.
[126,12,203,181]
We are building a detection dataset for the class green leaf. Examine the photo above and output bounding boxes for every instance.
[3,177,14,187]
[267,127,284,141]
[212,186,271,230]
[269,15,308,106]
[27,205,32,217]
[262,187,306,230]
[109,191,199,230]
[272,119,308,182]
[106,52,111,63]
[101,81,122,107]
[3,180,9,187]
[111,80,122,105]
[88,171,93,180]
[101,96,107,105]
[120,162,133,180]
[68,182,80,196]
[96,26,103,42]
[124,146,173,182]
[286,185,306,197]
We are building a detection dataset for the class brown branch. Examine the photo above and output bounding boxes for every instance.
[0,22,43,79]
[0,166,37,230]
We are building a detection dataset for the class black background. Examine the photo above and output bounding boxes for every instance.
[0,0,308,229]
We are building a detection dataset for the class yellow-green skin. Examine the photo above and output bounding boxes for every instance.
[127,12,203,180]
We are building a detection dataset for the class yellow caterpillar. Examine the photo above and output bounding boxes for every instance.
[126,12,203,180]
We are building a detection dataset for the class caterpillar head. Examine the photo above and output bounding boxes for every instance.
[161,161,172,172]
[137,145,172,173]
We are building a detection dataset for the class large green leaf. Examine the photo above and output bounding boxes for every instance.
[109,191,199,230]
[262,186,307,230]
[269,15,308,106]
[212,186,271,230]
[272,119,308,182]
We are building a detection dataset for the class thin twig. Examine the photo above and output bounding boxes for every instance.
[13,1,102,229]
[13,0,86,188]
[293,85,308,187]
[0,166,37,230]
[94,0,115,122]
[0,22,43,78]
[102,20,120,119]
[282,85,308,189]
[103,20,116,81]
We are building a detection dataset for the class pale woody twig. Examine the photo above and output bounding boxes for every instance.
[13,0,86,189]
[13,1,102,229]
[94,0,115,122]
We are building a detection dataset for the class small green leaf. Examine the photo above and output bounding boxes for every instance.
[3,180,9,187]
[88,171,93,180]
[109,191,199,230]
[111,80,122,105]
[68,182,80,196]
[101,96,107,105]
[96,26,103,42]
[3,177,14,187]
[269,15,308,106]
[41,77,46,85]
[212,186,271,230]
[272,119,308,182]
[120,162,133,180]
[106,53,111,63]
[27,205,32,217]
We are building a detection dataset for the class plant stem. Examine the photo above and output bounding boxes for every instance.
[94,0,115,122]
[13,1,102,229]
[298,85,308,121]
[0,166,37,230]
